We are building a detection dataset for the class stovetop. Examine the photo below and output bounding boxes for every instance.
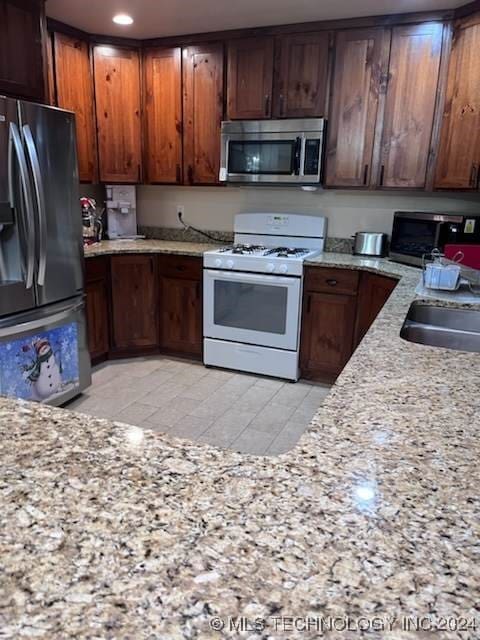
[217,244,312,258]
[203,213,327,276]
[204,243,322,276]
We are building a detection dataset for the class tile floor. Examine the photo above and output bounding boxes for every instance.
[65,356,331,456]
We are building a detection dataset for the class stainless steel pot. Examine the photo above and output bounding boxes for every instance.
[353,232,388,257]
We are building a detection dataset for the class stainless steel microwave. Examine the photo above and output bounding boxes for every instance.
[390,211,480,266]
[219,118,325,185]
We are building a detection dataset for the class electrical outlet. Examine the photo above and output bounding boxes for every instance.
[176,204,185,219]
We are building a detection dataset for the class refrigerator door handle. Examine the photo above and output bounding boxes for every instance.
[8,123,35,290]
[23,124,47,288]
[0,299,84,339]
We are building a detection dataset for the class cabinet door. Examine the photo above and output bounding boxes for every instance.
[110,255,158,350]
[53,32,97,183]
[85,279,109,362]
[0,0,45,101]
[379,23,444,189]
[354,272,397,346]
[325,28,390,188]
[274,32,330,118]
[183,43,224,185]
[158,255,202,357]
[160,277,202,357]
[85,257,109,362]
[435,16,480,190]
[300,291,357,381]
[93,45,142,183]
[143,47,182,184]
[227,37,274,119]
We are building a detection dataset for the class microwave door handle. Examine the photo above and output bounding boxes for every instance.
[293,137,302,175]
[23,124,47,287]
[9,123,35,290]
[433,222,442,249]
[299,137,307,177]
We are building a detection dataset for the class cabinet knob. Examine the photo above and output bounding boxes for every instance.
[379,165,385,186]
[363,164,369,186]
[326,279,337,286]
[264,94,270,116]
[470,163,479,189]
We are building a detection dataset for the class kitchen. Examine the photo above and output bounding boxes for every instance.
[1,0,480,637]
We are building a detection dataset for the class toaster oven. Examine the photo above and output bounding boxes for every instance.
[389,211,480,267]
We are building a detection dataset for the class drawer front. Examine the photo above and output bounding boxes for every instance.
[158,254,202,280]
[304,267,359,296]
[85,256,108,283]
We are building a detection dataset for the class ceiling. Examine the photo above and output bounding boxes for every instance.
[46,0,465,40]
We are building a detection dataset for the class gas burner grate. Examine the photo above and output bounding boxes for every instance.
[265,247,310,258]
[222,244,268,255]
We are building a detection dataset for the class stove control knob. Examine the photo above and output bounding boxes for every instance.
[266,262,275,273]
[214,258,223,268]
[278,264,288,274]
[226,259,235,269]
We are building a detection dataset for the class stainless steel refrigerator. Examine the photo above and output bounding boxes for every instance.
[0,96,91,406]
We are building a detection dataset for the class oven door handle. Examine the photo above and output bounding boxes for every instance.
[204,269,298,286]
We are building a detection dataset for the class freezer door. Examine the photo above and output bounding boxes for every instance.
[0,96,36,316]
[0,296,91,406]
[19,101,84,307]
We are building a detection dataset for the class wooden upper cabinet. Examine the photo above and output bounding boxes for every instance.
[325,28,390,188]
[227,37,274,119]
[0,0,45,101]
[273,32,330,118]
[379,23,444,189]
[435,15,480,190]
[183,43,224,185]
[93,45,142,183]
[53,33,97,183]
[143,47,182,184]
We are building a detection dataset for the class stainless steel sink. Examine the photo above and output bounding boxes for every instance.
[400,303,480,353]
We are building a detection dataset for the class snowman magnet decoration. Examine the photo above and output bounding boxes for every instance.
[23,338,63,401]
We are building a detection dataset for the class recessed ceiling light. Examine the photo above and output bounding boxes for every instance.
[113,13,134,25]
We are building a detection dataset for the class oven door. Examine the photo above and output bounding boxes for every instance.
[203,269,301,351]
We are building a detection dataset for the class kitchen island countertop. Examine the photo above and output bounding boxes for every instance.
[1,252,479,638]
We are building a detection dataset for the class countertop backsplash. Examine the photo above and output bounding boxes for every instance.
[138,225,354,254]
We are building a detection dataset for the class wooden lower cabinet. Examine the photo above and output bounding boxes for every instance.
[85,257,109,364]
[158,255,203,358]
[300,290,358,382]
[110,254,159,352]
[300,266,397,381]
[354,272,398,346]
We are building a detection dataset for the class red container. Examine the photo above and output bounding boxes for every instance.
[444,244,480,269]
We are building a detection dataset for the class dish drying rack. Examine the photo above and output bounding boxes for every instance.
[422,249,480,295]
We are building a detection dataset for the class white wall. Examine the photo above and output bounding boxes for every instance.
[137,185,480,238]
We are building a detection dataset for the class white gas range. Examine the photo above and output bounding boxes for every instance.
[203,213,327,381]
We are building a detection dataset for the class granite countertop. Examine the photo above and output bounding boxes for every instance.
[1,253,480,638]
[84,239,224,258]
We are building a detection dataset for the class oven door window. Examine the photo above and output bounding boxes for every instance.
[228,140,295,175]
[391,219,438,257]
[214,280,288,334]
